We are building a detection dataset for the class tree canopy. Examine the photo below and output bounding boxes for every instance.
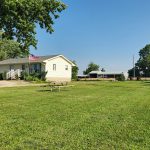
[0,0,66,51]
[128,44,150,77]
[0,31,26,60]
[128,67,140,78]
[0,39,26,61]
[136,44,150,76]
[101,68,106,72]
[83,62,99,75]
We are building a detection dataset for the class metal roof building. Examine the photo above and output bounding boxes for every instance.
[89,71,125,78]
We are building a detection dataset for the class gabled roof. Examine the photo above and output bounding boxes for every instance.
[0,55,60,65]
[45,55,76,66]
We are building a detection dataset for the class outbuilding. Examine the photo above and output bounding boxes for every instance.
[89,71,126,79]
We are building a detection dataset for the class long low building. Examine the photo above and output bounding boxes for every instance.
[89,71,127,79]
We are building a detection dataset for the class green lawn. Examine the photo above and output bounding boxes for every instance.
[0,81,150,149]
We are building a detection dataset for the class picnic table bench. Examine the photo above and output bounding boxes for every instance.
[41,82,74,92]
[49,84,74,92]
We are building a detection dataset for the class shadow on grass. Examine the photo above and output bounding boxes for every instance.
[37,89,52,92]
[37,89,70,92]
[141,81,150,86]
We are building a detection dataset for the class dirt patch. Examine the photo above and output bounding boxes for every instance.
[0,80,33,87]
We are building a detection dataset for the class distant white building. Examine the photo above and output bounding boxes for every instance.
[89,71,128,80]
[0,54,75,82]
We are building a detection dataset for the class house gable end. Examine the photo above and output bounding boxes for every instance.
[43,55,76,66]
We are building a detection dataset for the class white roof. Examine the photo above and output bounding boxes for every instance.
[89,71,123,75]
[78,75,89,77]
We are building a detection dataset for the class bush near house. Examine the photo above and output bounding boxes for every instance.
[116,74,125,81]
[0,71,7,80]
[0,71,47,81]
[0,73,3,80]
[20,71,47,81]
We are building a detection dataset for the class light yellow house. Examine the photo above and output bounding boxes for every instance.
[0,54,75,82]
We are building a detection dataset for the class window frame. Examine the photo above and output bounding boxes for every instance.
[53,64,56,71]
[65,65,68,71]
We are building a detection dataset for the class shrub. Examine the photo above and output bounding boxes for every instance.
[22,71,47,81]
[20,71,28,80]
[25,75,33,81]
[0,73,3,80]
[2,71,7,80]
[40,71,47,81]
[116,74,125,81]
[15,74,19,80]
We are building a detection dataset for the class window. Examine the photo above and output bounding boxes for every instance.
[9,65,15,71]
[22,64,25,70]
[34,64,41,72]
[53,64,56,71]
[65,65,68,70]
[30,64,41,73]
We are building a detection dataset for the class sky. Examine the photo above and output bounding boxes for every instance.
[30,0,150,74]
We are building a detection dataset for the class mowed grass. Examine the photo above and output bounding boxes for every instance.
[0,81,150,149]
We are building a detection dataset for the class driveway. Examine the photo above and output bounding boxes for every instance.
[0,80,33,87]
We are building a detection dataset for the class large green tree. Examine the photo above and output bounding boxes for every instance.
[136,44,150,76]
[128,44,150,77]
[0,0,66,51]
[128,67,140,77]
[0,39,26,61]
[0,31,26,60]
[83,62,100,75]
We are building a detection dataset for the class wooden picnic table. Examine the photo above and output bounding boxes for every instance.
[41,82,74,92]
[49,84,74,92]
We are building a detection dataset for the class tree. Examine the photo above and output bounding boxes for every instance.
[0,39,26,61]
[116,74,125,81]
[128,44,150,77]
[72,61,79,80]
[136,44,150,77]
[128,67,140,78]
[0,0,66,51]
[83,62,99,75]
[101,68,105,72]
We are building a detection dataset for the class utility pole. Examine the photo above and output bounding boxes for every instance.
[133,55,135,79]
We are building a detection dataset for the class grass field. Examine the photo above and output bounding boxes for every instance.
[0,81,150,149]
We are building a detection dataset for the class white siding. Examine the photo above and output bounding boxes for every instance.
[14,64,22,71]
[0,64,28,73]
[0,65,9,73]
[44,56,72,82]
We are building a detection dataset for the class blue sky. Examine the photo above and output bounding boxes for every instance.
[31,0,150,74]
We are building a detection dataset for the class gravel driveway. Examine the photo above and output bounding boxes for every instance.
[0,80,33,87]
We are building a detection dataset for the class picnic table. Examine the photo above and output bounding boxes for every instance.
[49,84,74,92]
[42,82,74,92]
